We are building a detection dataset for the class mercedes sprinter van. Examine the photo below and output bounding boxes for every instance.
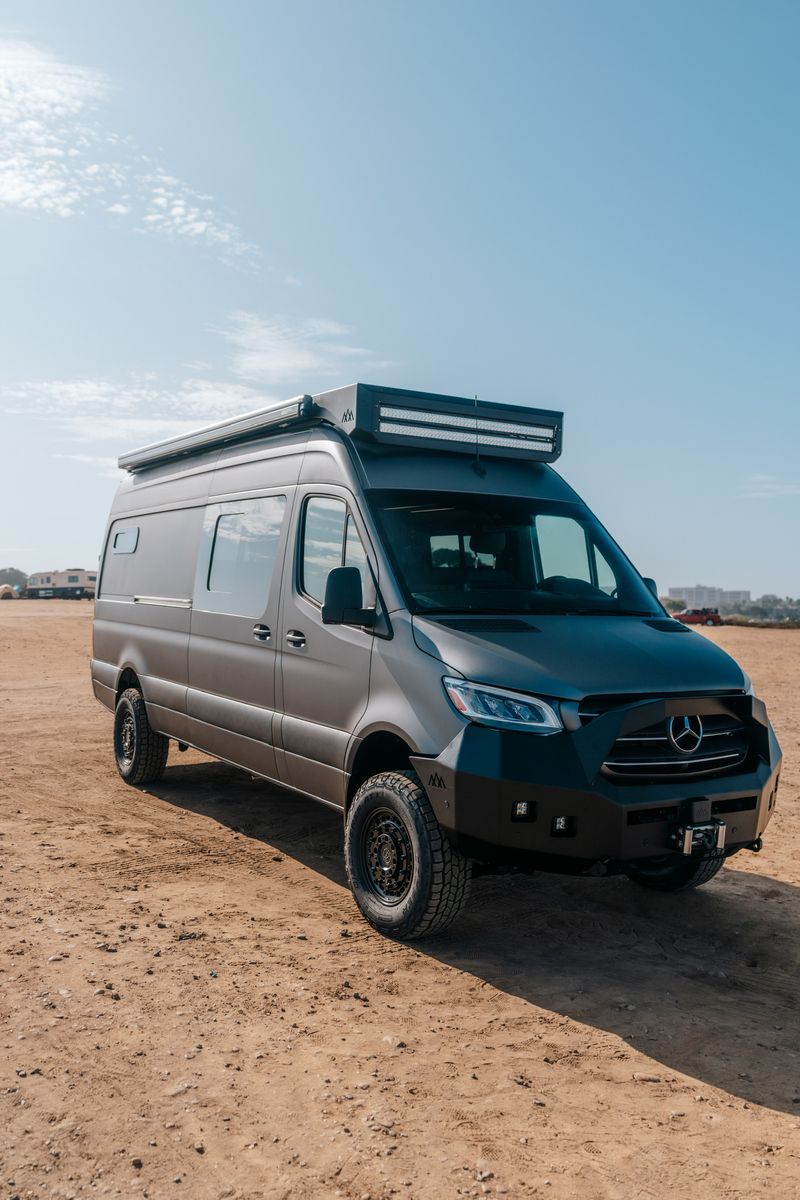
[92,385,782,938]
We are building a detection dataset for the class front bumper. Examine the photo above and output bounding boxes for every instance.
[410,695,782,871]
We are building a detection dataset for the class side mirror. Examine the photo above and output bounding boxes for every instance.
[321,566,375,627]
[643,577,659,598]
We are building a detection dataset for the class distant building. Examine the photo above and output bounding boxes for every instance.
[27,568,97,599]
[668,585,751,609]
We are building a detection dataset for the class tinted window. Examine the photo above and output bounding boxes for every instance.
[301,498,371,605]
[203,496,287,617]
[302,497,347,603]
[112,526,139,554]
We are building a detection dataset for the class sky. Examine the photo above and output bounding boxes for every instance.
[1,0,798,597]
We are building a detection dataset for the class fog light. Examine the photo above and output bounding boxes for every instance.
[551,815,576,837]
[512,800,536,821]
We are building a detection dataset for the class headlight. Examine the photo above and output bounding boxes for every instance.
[443,677,562,733]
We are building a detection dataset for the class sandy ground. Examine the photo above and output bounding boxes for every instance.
[0,602,799,1200]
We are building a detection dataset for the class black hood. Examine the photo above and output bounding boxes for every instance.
[411,614,746,701]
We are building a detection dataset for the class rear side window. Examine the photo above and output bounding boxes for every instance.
[301,497,370,604]
[112,526,139,554]
[202,496,287,617]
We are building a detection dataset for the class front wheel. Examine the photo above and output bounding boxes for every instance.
[624,849,725,892]
[114,688,169,785]
[344,770,471,939]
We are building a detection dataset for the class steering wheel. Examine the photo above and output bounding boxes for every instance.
[538,575,610,599]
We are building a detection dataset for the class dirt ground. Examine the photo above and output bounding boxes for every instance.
[1,602,798,1200]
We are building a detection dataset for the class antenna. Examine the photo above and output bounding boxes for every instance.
[472,393,487,477]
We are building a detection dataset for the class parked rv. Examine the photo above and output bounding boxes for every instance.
[27,569,97,599]
[91,385,782,938]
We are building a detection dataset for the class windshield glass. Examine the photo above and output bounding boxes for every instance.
[367,490,662,617]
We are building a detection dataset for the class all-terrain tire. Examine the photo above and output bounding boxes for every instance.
[114,687,169,785]
[624,849,726,892]
[345,770,471,939]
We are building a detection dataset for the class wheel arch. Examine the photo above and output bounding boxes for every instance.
[346,729,417,812]
[115,666,142,706]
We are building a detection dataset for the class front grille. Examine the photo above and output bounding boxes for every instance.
[602,712,748,782]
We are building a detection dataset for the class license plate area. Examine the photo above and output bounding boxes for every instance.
[674,820,727,856]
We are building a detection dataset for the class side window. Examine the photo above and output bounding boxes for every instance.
[203,496,287,617]
[112,526,139,554]
[594,546,617,595]
[302,497,347,603]
[301,497,372,605]
[535,515,592,583]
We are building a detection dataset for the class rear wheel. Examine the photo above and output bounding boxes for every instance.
[705,618,716,626]
[113,687,169,785]
[624,849,725,892]
[345,770,471,939]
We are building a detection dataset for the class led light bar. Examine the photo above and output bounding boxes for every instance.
[119,395,314,473]
[375,402,560,459]
[379,406,554,440]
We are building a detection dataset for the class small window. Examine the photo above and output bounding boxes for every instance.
[205,496,287,618]
[88,574,97,582]
[67,575,79,583]
[302,497,371,605]
[112,527,139,555]
[594,547,618,595]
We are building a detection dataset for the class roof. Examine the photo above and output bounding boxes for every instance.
[118,383,564,474]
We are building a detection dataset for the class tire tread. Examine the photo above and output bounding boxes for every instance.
[115,688,169,786]
[345,769,470,939]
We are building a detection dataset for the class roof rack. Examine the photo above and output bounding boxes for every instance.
[118,383,563,473]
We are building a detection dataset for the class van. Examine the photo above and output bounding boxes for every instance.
[92,384,782,938]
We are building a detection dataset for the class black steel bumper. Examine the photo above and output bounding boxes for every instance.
[410,695,782,872]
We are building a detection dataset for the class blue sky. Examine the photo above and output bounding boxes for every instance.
[1,0,798,596]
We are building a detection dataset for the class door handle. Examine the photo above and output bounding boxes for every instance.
[286,629,306,649]
[252,624,271,642]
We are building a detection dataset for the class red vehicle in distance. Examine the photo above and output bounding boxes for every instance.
[674,607,723,627]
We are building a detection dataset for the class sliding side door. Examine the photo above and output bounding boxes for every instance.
[187,489,292,779]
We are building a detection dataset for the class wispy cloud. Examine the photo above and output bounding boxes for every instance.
[221,312,391,384]
[1,310,388,475]
[0,39,257,264]
[743,474,800,498]
[3,374,268,450]
[53,453,123,480]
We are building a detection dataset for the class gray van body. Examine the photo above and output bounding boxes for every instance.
[92,383,781,875]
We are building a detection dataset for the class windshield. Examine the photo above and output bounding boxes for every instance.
[367,490,662,617]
